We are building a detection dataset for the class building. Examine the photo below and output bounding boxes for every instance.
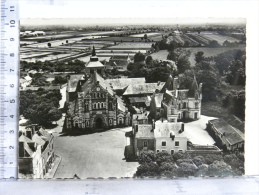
[65,48,131,131]
[206,118,244,151]
[154,120,187,155]
[149,75,202,122]
[18,126,55,179]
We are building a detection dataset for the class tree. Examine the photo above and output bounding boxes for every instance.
[47,43,51,47]
[145,56,153,67]
[47,108,62,124]
[135,162,159,177]
[66,40,68,44]
[176,162,198,177]
[144,34,147,39]
[134,52,146,63]
[195,51,205,64]
[138,151,156,164]
[209,40,220,47]
[208,160,232,176]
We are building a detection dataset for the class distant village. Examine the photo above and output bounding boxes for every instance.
[19,24,245,178]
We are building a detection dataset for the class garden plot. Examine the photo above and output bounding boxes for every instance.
[97,53,135,57]
[25,34,74,40]
[130,32,161,38]
[20,52,53,59]
[79,31,127,36]
[77,55,110,63]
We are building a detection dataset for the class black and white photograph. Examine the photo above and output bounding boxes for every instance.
[1,0,259,194]
[18,17,246,179]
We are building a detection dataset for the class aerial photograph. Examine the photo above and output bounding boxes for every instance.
[18,18,246,179]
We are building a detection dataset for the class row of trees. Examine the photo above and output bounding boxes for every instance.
[20,89,62,125]
[21,59,85,73]
[135,151,244,177]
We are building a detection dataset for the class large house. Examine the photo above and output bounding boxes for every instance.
[149,75,202,122]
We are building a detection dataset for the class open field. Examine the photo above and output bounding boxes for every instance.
[187,44,246,66]
[150,50,169,61]
[130,32,161,38]
[108,42,152,50]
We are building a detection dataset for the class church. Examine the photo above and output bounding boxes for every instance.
[65,48,131,131]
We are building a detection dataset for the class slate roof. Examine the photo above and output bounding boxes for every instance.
[154,121,183,138]
[123,82,165,96]
[67,74,85,92]
[154,93,164,108]
[85,56,104,68]
[19,134,34,143]
[209,118,244,145]
[135,124,154,138]
[106,78,145,91]
[224,115,245,133]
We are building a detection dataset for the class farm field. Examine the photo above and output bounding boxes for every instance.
[187,44,246,66]
[108,42,152,49]
[130,32,161,37]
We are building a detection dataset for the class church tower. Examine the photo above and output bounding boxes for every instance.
[85,46,105,76]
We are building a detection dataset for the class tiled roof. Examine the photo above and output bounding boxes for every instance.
[106,78,145,91]
[135,124,154,138]
[123,82,165,96]
[154,121,183,138]
[67,74,84,92]
[209,118,244,145]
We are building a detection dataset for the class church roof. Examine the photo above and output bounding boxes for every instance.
[85,47,104,68]
[123,82,165,96]
[106,78,145,90]
[67,74,85,92]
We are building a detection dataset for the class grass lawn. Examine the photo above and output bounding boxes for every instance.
[150,50,168,61]
[201,101,229,118]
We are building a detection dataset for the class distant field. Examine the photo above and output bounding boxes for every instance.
[130,32,161,38]
[187,44,246,66]
[90,36,143,42]
[108,42,152,50]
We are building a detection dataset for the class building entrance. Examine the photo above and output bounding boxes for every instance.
[95,118,103,129]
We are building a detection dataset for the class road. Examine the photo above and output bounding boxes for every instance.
[53,127,138,179]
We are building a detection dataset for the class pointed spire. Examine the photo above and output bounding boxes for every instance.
[188,74,199,97]
[92,46,96,56]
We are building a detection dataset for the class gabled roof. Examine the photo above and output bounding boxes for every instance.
[135,124,154,138]
[32,134,46,146]
[19,134,33,143]
[67,74,85,92]
[123,82,165,96]
[154,121,183,138]
[224,115,245,133]
[106,78,145,91]
[209,118,244,145]
[85,60,104,68]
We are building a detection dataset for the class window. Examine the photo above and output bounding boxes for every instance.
[171,150,174,155]
[178,113,181,119]
[143,141,148,147]
[93,93,96,98]
[195,102,199,109]
[157,150,160,153]
[175,141,179,146]
[183,102,187,108]
[171,108,174,115]
[109,119,113,125]
[162,141,166,146]
[86,121,89,126]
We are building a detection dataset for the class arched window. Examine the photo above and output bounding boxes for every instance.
[104,102,106,108]
[86,121,89,126]
[93,93,96,98]
[101,102,104,108]
[109,119,113,125]
[93,103,96,109]
[97,93,99,98]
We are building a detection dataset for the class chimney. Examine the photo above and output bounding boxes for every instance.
[135,124,138,132]
[181,123,185,132]
[152,119,155,130]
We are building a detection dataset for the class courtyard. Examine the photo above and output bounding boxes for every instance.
[53,127,138,179]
